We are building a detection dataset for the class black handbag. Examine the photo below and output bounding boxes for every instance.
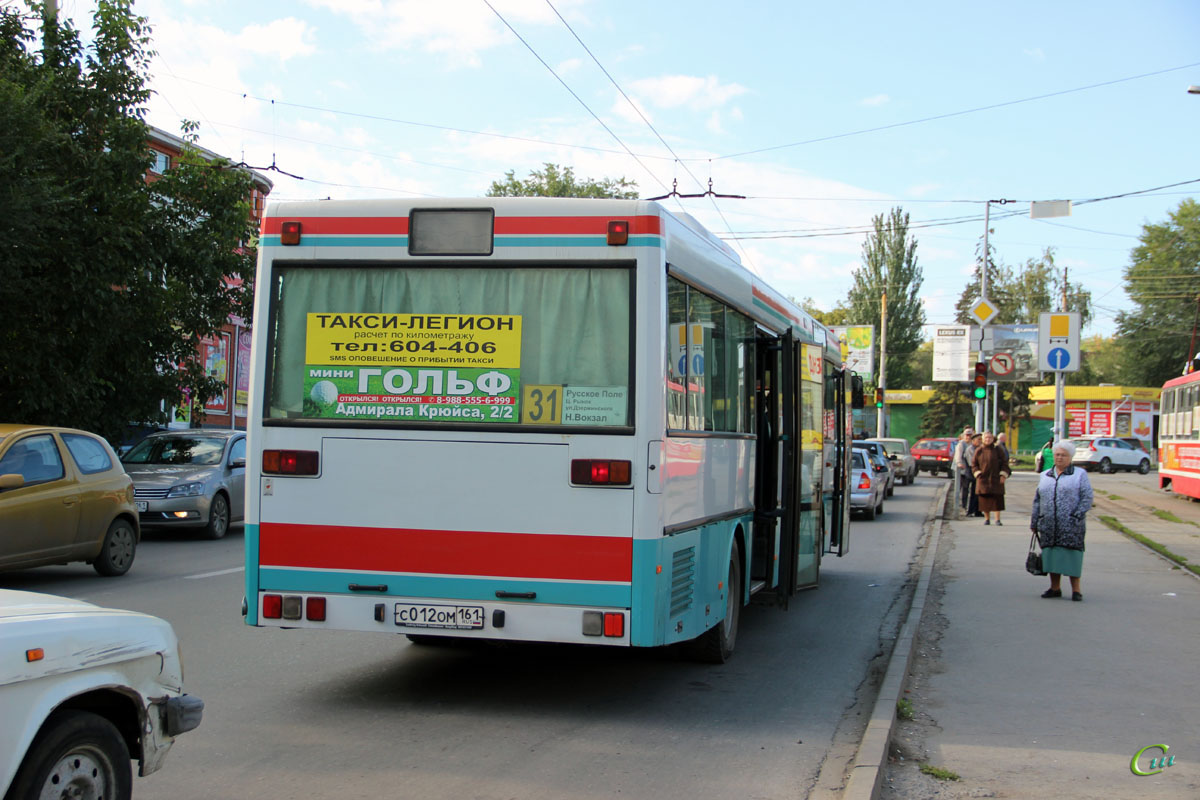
[1026,531,1045,576]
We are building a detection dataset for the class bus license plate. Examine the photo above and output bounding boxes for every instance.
[394,603,484,630]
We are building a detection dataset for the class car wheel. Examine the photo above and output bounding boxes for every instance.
[6,710,132,800]
[205,492,231,540]
[886,480,894,497]
[1138,459,1150,475]
[685,540,742,663]
[93,518,137,576]
[865,497,877,521]
[1099,457,1113,474]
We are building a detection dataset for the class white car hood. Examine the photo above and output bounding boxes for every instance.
[0,590,99,620]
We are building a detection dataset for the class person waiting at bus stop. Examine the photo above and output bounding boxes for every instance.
[972,431,1011,525]
[1031,440,1094,601]
[954,428,974,511]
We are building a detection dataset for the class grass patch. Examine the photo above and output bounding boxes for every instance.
[1153,508,1185,523]
[920,764,961,781]
[1098,515,1200,578]
[897,698,914,720]
[1106,493,1123,501]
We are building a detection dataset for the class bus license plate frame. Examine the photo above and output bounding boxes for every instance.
[394,602,485,630]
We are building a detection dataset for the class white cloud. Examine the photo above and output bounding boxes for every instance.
[629,74,750,111]
[1024,47,1046,61]
[237,18,317,62]
[860,94,890,107]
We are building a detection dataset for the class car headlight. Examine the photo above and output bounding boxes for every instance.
[166,482,205,498]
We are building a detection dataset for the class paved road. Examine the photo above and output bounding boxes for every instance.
[2,479,944,800]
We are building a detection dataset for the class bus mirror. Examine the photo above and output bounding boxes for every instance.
[851,375,865,410]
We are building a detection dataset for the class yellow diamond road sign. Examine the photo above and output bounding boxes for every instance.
[969,298,998,326]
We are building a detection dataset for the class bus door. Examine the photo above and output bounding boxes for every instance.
[825,367,852,556]
[751,330,786,593]
[777,331,804,596]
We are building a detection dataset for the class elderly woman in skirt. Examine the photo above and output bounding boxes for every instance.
[972,431,1011,525]
[1031,440,1094,601]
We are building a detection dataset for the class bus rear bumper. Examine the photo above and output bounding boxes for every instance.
[252,591,630,646]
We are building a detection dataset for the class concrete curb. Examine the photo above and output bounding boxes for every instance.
[841,481,948,800]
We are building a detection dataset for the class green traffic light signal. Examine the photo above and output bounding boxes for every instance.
[973,385,987,400]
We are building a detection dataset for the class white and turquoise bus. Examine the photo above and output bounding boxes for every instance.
[243,197,858,662]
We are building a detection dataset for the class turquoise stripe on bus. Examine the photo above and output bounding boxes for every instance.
[245,522,260,625]
[257,568,632,607]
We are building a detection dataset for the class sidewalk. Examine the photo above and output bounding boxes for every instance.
[866,471,1200,799]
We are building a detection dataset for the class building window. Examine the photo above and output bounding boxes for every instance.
[149,150,170,174]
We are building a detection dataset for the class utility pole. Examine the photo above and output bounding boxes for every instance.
[877,290,887,437]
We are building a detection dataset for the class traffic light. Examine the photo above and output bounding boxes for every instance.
[874,387,884,408]
[972,361,988,399]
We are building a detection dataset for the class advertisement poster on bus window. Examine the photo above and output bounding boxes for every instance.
[235,329,251,408]
[301,313,521,422]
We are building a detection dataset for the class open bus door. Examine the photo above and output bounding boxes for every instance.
[751,330,789,598]
[777,331,801,596]
[826,372,861,557]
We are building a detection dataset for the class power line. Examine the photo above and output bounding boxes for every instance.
[708,61,1200,161]
[482,0,670,193]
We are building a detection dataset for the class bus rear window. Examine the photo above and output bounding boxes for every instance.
[264,264,633,427]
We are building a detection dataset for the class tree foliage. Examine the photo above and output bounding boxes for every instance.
[487,163,638,199]
[1114,199,1200,386]
[845,207,926,390]
[0,2,257,442]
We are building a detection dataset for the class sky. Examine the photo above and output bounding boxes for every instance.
[54,0,1200,343]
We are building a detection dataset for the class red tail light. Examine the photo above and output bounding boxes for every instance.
[262,594,283,619]
[263,449,319,475]
[857,471,871,490]
[571,459,632,486]
[603,612,625,637]
[280,220,302,245]
[1089,441,1098,451]
[607,220,629,246]
[306,596,327,622]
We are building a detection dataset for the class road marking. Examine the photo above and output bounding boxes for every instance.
[185,567,245,580]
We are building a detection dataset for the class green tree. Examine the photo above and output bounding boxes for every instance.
[1066,335,1123,386]
[845,207,926,390]
[0,2,258,442]
[487,163,638,199]
[1114,199,1200,386]
[799,297,849,327]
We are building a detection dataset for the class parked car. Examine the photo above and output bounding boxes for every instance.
[912,437,956,477]
[0,589,202,800]
[121,430,246,539]
[865,438,918,485]
[1069,436,1153,474]
[852,441,895,496]
[0,425,139,576]
[849,449,886,520]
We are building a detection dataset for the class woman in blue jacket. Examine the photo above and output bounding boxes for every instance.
[1031,440,1094,601]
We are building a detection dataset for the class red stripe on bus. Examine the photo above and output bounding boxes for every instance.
[494,216,662,235]
[258,523,632,582]
[752,285,799,323]
[261,215,661,236]
[261,217,410,235]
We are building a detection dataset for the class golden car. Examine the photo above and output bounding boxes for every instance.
[0,425,139,576]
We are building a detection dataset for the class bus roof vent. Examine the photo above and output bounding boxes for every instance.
[675,212,741,265]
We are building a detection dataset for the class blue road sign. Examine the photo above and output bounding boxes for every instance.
[1047,347,1071,370]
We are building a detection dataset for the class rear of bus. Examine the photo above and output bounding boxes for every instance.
[244,199,655,647]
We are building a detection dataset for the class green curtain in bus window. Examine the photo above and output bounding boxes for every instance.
[666,278,688,430]
[687,291,725,432]
[267,266,631,424]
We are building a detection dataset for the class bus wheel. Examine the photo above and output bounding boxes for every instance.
[686,542,742,664]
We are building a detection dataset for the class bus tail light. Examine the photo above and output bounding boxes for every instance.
[263,449,319,475]
[262,594,283,619]
[571,459,632,486]
[603,612,624,637]
[280,221,302,245]
[306,597,327,622]
[607,220,629,246]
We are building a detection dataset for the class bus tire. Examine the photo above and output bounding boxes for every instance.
[686,541,742,664]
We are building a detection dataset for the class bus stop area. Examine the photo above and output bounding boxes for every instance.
[844,471,1200,800]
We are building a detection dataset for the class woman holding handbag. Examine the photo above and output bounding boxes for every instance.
[1030,441,1094,601]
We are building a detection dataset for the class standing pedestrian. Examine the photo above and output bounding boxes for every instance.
[972,431,1011,525]
[995,432,1009,460]
[1036,438,1054,473]
[965,432,983,517]
[955,428,974,511]
[1031,440,1094,601]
